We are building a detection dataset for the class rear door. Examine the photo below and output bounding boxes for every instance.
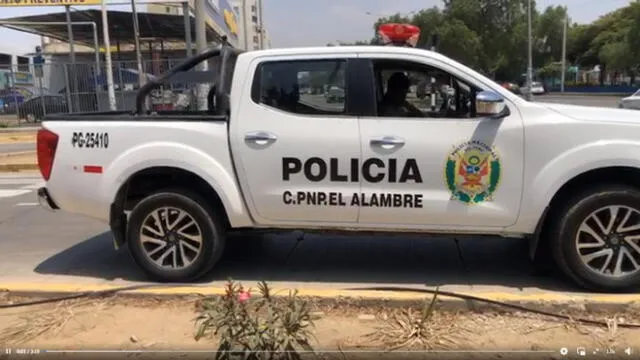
[230,53,363,225]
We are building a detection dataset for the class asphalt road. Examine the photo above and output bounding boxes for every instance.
[0,94,627,295]
[0,175,573,295]
[0,142,35,154]
[532,94,621,108]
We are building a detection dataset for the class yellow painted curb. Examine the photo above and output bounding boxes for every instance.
[1,283,640,305]
[0,164,38,172]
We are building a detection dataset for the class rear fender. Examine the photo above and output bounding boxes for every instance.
[103,141,253,228]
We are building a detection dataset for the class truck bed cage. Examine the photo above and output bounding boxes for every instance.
[135,38,244,116]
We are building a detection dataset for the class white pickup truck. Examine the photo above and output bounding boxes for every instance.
[36,42,640,293]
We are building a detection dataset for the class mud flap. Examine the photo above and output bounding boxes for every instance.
[109,203,127,250]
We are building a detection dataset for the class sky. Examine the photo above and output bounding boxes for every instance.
[0,0,633,55]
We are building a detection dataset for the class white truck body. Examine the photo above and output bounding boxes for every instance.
[36,44,640,292]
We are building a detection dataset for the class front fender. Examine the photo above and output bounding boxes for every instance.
[102,141,253,228]
[515,140,640,232]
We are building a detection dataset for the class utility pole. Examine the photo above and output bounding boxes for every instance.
[101,0,117,111]
[194,0,208,110]
[560,13,567,93]
[130,0,145,89]
[183,1,193,56]
[526,0,533,101]
[65,5,79,112]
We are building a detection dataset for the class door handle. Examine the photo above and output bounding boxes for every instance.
[370,136,405,148]
[244,131,278,143]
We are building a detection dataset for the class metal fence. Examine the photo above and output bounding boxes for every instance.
[0,57,218,126]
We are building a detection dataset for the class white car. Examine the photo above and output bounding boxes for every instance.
[619,89,640,110]
[522,81,546,96]
[36,42,640,292]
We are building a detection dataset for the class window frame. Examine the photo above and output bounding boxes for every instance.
[354,53,515,121]
[250,57,360,117]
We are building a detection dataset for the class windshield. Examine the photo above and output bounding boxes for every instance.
[633,89,640,97]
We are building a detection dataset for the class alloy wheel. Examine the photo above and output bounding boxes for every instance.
[575,205,640,278]
[139,206,203,270]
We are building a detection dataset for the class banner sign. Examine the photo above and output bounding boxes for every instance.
[0,0,101,6]
[206,0,238,37]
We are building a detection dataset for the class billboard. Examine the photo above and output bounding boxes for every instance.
[206,0,238,38]
[0,0,101,6]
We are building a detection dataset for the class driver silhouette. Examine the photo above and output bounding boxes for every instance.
[378,72,423,117]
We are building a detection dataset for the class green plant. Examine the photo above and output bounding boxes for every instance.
[195,280,317,360]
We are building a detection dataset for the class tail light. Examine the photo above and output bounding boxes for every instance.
[37,128,59,181]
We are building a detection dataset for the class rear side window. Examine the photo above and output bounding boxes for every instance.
[251,59,347,116]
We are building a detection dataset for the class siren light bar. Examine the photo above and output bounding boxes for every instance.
[377,23,420,47]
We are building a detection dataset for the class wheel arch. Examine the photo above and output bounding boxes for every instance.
[529,166,640,260]
[110,166,235,248]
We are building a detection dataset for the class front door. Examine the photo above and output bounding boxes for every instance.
[355,54,524,229]
[230,54,363,225]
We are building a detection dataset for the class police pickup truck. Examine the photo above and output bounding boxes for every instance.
[36,26,640,292]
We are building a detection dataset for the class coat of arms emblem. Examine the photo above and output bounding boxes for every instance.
[444,140,501,204]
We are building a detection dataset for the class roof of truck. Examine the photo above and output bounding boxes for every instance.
[241,45,446,61]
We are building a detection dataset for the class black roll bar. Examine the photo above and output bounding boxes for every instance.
[134,37,244,116]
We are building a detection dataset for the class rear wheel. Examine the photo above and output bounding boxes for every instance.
[549,185,640,292]
[126,189,226,282]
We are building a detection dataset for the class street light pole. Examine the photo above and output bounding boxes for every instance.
[526,0,533,101]
[101,0,117,111]
[194,0,208,110]
[561,13,567,93]
[130,0,145,89]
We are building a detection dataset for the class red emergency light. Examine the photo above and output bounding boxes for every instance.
[377,23,421,47]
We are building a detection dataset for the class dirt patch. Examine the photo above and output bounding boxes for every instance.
[0,295,639,358]
[0,132,36,144]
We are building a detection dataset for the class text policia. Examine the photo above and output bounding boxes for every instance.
[281,157,424,209]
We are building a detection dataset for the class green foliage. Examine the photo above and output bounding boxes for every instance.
[194,280,317,360]
[346,0,640,82]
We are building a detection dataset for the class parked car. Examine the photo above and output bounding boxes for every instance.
[501,82,522,95]
[324,86,345,103]
[37,40,640,293]
[619,89,640,110]
[17,95,68,122]
[522,81,546,95]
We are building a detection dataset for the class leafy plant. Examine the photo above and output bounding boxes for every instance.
[195,280,317,360]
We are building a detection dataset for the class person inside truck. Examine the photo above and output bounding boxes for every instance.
[378,71,423,117]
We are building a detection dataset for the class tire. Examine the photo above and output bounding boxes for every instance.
[126,189,226,282]
[549,185,640,292]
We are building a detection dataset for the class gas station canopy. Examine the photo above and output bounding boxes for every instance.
[0,9,223,48]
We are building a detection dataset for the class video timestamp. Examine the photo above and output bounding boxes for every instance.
[4,348,42,355]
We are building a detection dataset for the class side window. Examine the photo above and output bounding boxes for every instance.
[251,59,347,116]
[373,59,481,119]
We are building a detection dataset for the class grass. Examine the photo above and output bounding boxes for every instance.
[365,289,465,350]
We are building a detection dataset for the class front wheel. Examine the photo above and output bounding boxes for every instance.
[126,189,226,282]
[549,185,640,292]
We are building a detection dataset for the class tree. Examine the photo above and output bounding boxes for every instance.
[340,0,640,85]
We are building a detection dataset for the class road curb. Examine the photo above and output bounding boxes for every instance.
[0,127,40,133]
[546,92,628,97]
[2,283,640,313]
[0,163,38,172]
[0,151,35,158]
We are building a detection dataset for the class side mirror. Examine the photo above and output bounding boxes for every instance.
[476,90,510,119]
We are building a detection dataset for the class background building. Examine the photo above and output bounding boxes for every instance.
[231,0,270,51]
